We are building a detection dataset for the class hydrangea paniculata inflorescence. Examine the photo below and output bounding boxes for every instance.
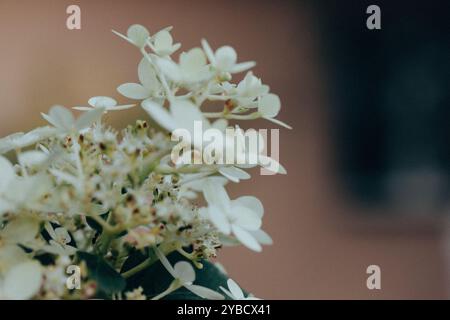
[0,24,290,300]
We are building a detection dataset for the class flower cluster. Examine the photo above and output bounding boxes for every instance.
[0,24,289,300]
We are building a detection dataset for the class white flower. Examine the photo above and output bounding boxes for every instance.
[156,47,211,84]
[237,72,270,100]
[0,126,56,155]
[257,93,291,129]
[201,39,255,74]
[0,216,42,299]
[220,279,260,300]
[234,72,270,108]
[113,24,150,49]
[142,99,209,136]
[118,58,162,100]
[42,223,77,256]
[155,248,224,300]
[0,216,41,254]
[3,174,53,215]
[149,29,181,56]
[73,96,134,112]
[42,105,104,133]
[179,175,228,199]
[202,181,263,252]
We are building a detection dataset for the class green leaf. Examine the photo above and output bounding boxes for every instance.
[123,250,231,300]
[77,251,126,295]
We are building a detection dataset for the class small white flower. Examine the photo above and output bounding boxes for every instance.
[42,105,104,133]
[0,216,42,299]
[150,29,181,56]
[237,72,270,100]
[155,248,224,300]
[142,99,209,136]
[156,47,211,84]
[202,182,263,252]
[113,24,150,49]
[0,126,56,155]
[43,223,77,256]
[257,93,291,129]
[73,96,134,112]
[118,58,162,100]
[0,159,53,215]
[201,39,255,74]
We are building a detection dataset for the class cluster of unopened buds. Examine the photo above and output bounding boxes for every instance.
[0,24,290,300]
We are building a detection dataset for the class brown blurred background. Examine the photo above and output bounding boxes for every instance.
[0,0,448,299]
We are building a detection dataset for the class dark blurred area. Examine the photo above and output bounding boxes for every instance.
[0,0,449,299]
[316,0,450,212]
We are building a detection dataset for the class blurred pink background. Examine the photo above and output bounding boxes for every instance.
[0,0,447,299]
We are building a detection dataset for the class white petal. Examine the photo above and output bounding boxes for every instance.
[72,106,93,111]
[211,118,228,131]
[258,93,281,118]
[3,261,43,300]
[18,150,47,167]
[203,181,231,210]
[156,58,182,83]
[234,196,264,218]
[263,116,292,129]
[231,225,262,252]
[218,166,250,183]
[2,216,40,244]
[42,105,74,130]
[138,58,159,91]
[227,279,245,299]
[185,284,224,300]
[170,99,209,135]
[208,205,231,235]
[0,156,15,193]
[173,261,196,284]
[75,107,104,131]
[88,96,116,108]
[54,227,71,244]
[258,155,287,174]
[183,176,228,192]
[219,286,235,300]
[127,24,150,48]
[44,222,57,239]
[201,39,216,65]
[18,126,57,148]
[251,229,273,245]
[153,30,174,55]
[230,61,256,74]
[154,247,176,278]
[180,48,207,74]
[0,245,28,271]
[231,205,262,231]
[107,104,135,111]
[141,99,176,131]
[215,46,237,71]
[118,83,150,100]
